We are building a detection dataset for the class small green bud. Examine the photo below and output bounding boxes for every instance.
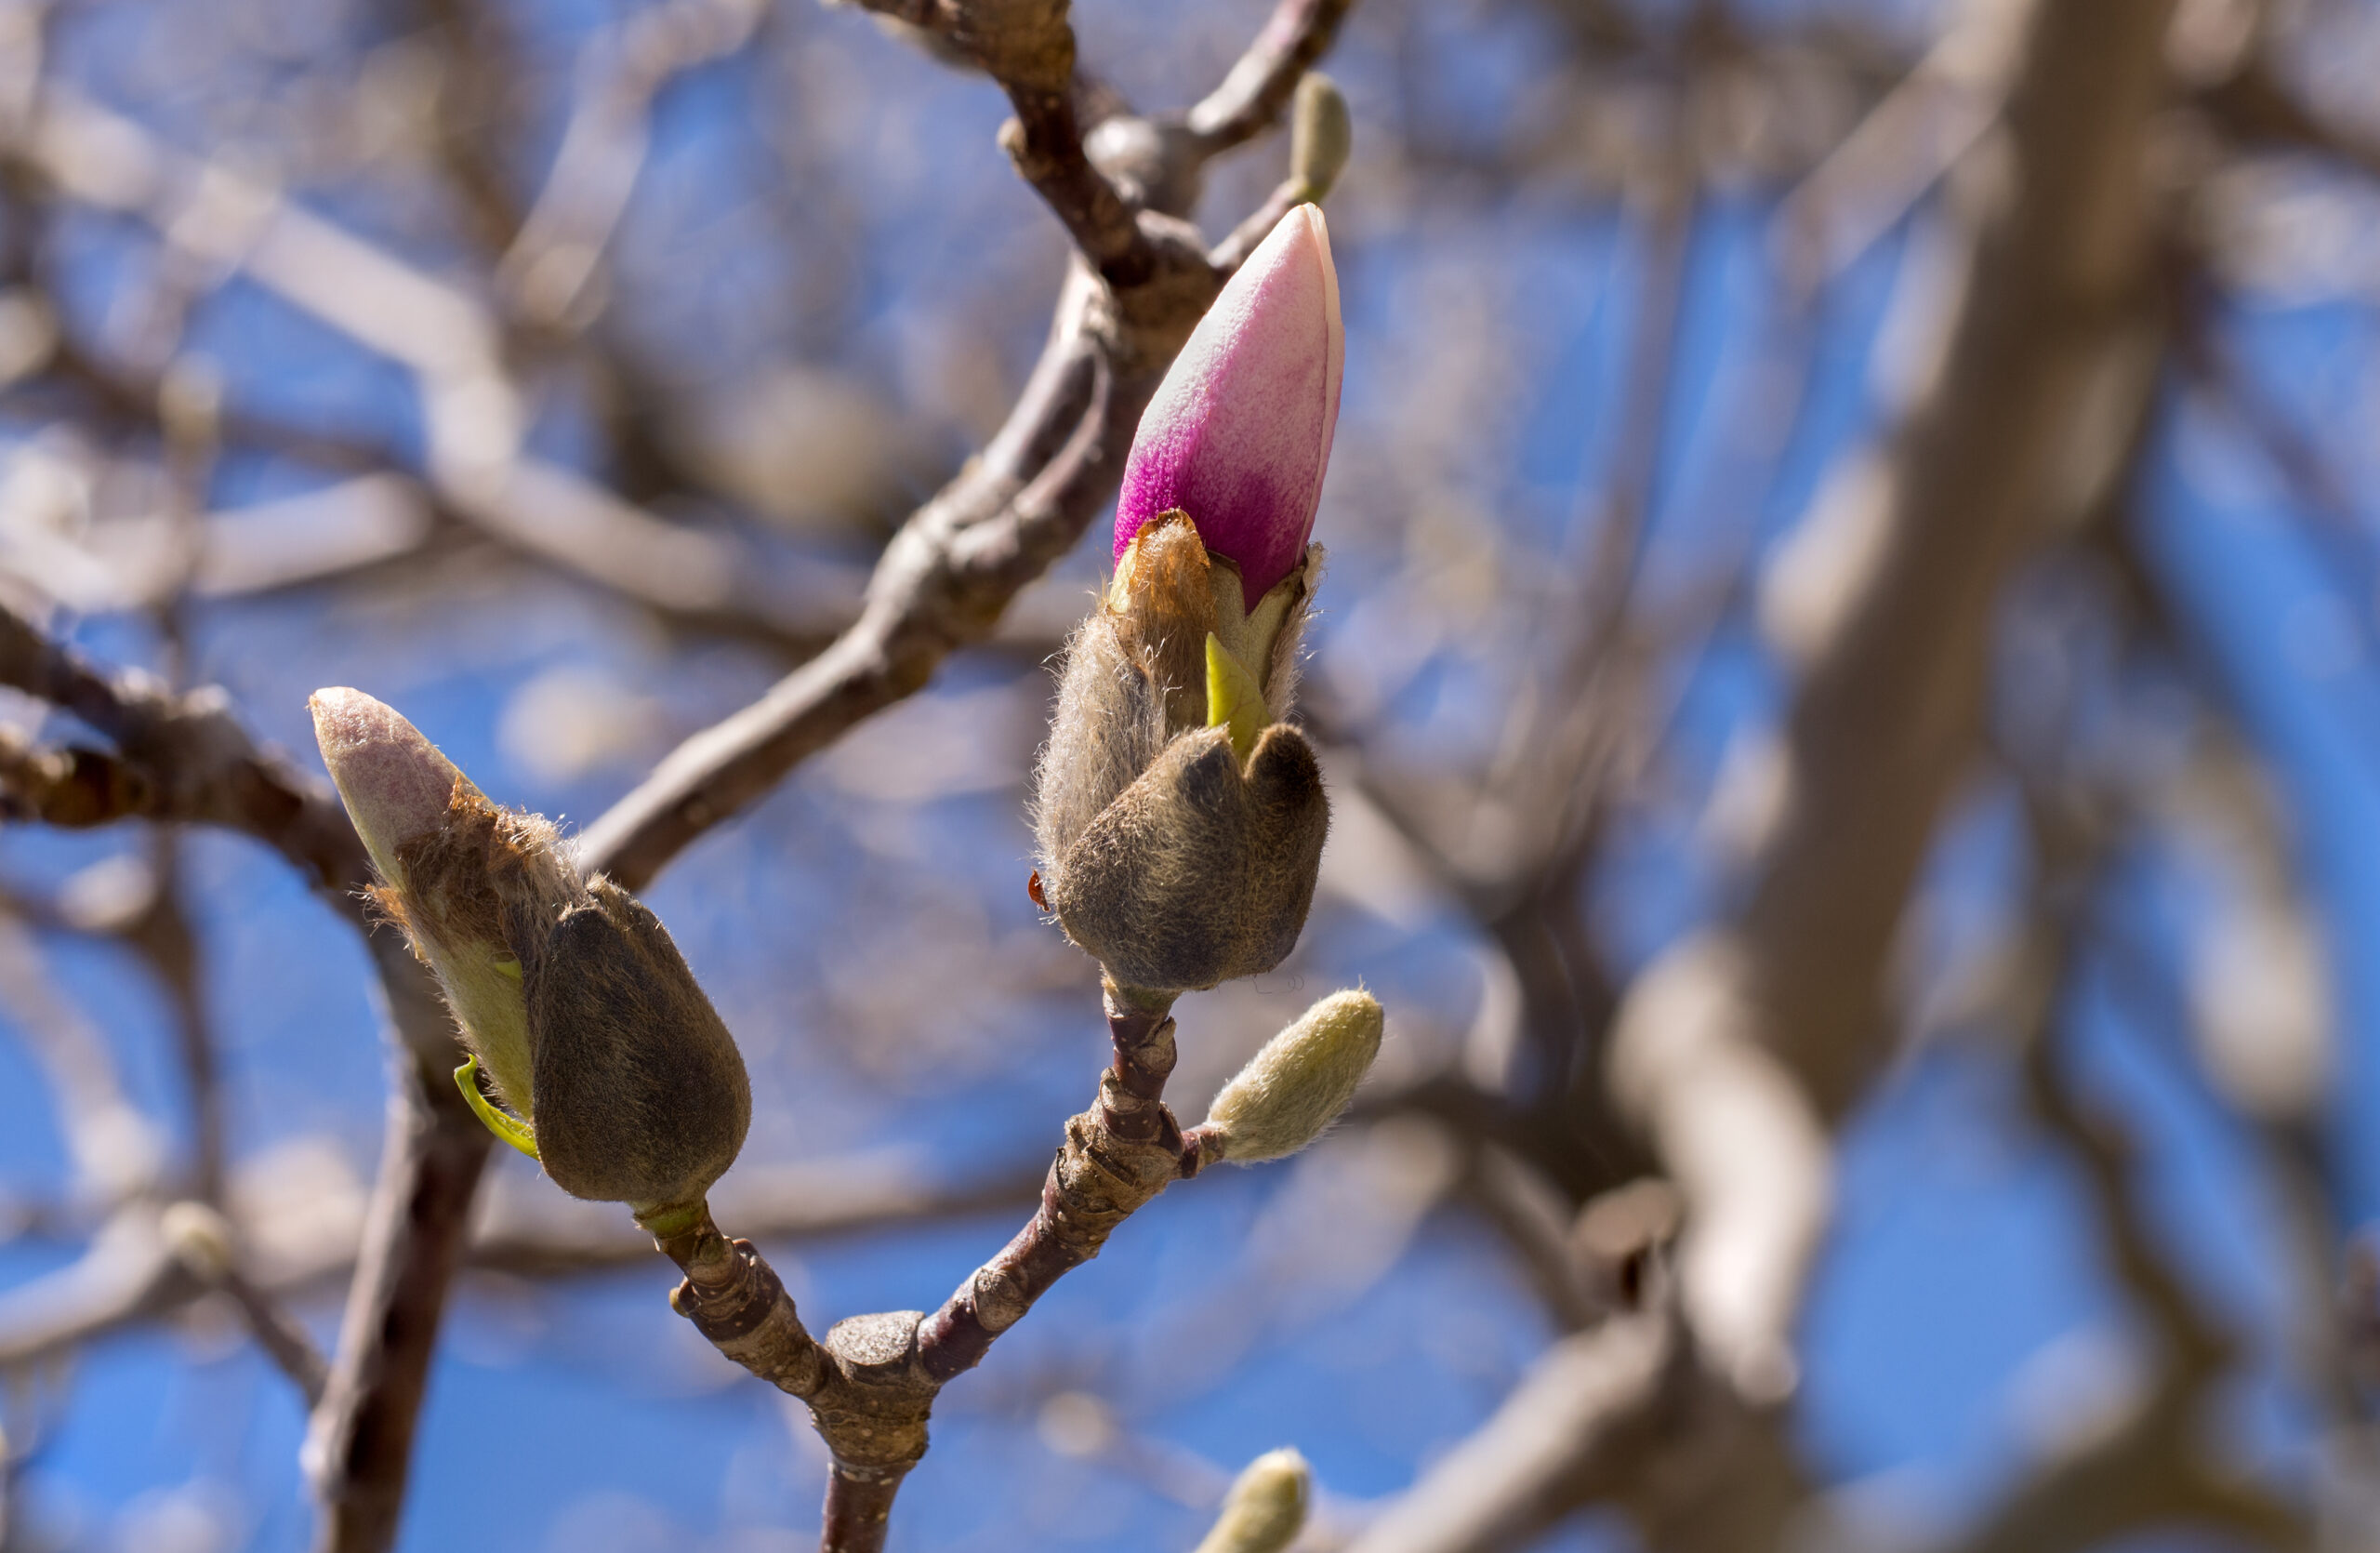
[311,688,749,1215]
[1203,990,1383,1163]
[1290,73,1352,202]
[1193,1448,1310,1553]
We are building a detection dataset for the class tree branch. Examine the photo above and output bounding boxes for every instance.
[658,990,1214,1552]
[1185,0,1355,155]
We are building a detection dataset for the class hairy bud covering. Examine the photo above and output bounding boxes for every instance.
[1034,518,1328,992]
[1036,206,1346,994]
[311,687,749,1214]
[1192,1449,1310,1553]
[1203,990,1382,1162]
[510,878,749,1211]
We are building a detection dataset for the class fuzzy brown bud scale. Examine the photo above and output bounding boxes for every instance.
[1032,516,1329,992]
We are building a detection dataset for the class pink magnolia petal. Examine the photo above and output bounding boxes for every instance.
[1117,205,1344,607]
[310,687,469,880]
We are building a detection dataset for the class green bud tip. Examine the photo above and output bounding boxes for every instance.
[1193,1448,1310,1553]
[1206,632,1269,763]
[1203,989,1384,1163]
[456,1055,541,1160]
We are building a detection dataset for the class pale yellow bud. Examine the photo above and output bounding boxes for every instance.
[1193,1448,1309,1553]
[1204,990,1383,1163]
[1290,74,1352,202]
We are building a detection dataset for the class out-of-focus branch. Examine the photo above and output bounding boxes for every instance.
[1343,1307,1675,1553]
[1771,1,2020,294]
[1735,0,2172,1120]
[1930,1398,2309,1553]
[0,85,776,629]
[0,604,366,894]
[496,0,766,332]
[0,1152,1050,1368]
[1186,0,1355,155]
[158,1200,330,1406]
[1900,755,2313,1553]
[0,915,160,1209]
[304,1081,490,1553]
[124,841,225,1205]
[0,1206,186,1368]
[0,727,152,826]
[1457,1143,1600,1334]
[2197,57,2380,186]
[406,0,528,257]
[1348,1,2178,1547]
[0,601,487,1553]
[221,1266,331,1406]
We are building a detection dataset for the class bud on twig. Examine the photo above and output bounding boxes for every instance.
[1290,73,1352,202]
[1192,1448,1310,1553]
[311,688,750,1215]
[1201,989,1382,1163]
[1034,207,1344,994]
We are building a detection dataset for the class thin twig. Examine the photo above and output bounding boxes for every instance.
[662,989,1205,1551]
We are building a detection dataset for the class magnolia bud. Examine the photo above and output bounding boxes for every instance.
[1193,1449,1310,1553]
[1034,206,1346,993]
[1115,205,1343,610]
[1290,73,1353,201]
[1202,990,1382,1163]
[311,688,749,1214]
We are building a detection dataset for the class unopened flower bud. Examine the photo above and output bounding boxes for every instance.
[1114,205,1342,611]
[1034,207,1346,993]
[1193,1448,1310,1553]
[311,688,749,1214]
[1202,990,1382,1163]
[1290,73,1353,201]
